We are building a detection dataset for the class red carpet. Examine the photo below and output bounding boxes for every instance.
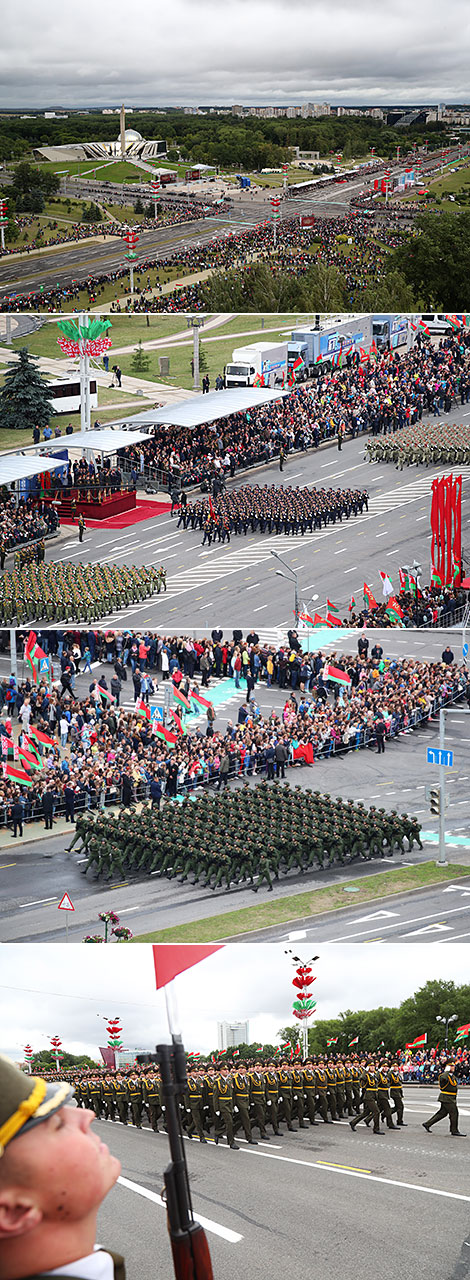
[61,500,172,529]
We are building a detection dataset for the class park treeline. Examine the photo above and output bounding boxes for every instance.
[0,111,450,166]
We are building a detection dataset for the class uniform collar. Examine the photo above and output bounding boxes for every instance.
[40,1246,115,1280]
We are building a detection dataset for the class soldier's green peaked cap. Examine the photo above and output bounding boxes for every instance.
[0,1054,72,1155]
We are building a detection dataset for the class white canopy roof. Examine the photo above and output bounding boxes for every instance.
[109,387,290,431]
[0,454,66,484]
[31,428,153,453]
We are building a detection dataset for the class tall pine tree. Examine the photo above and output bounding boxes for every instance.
[0,347,56,432]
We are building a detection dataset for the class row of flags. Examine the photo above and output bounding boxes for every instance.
[323,1027,470,1052]
[299,566,420,630]
[2,723,56,787]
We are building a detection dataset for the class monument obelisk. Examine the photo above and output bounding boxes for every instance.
[120,104,126,158]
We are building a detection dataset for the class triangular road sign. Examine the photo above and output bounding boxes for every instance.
[58,893,75,912]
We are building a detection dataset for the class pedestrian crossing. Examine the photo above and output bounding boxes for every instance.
[366,466,470,515]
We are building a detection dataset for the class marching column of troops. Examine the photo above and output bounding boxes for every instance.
[46,1056,409,1149]
[44,1058,465,1145]
[366,422,470,468]
[69,784,423,891]
[0,562,165,625]
[177,484,369,544]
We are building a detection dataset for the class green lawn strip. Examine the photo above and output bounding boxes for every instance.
[7,316,194,359]
[32,159,146,183]
[116,327,294,388]
[131,861,470,942]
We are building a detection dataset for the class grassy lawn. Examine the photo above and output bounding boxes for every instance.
[6,315,318,362]
[0,382,144,451]
[116,325,295,387]
[132,861,470,942]
[32,159,146,183]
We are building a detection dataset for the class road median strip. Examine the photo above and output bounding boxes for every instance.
[131,861,470,942]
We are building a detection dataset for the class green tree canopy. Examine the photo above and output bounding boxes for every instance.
[0,347,56,432]
[388,210,470,309]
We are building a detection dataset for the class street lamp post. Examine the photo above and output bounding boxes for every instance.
[186,316,205,390]
[436,1013,458,1052]
[271,550,299,626]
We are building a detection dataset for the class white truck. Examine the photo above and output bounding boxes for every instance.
[224,342,288,388]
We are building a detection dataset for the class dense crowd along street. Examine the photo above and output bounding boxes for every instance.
[1,628,468,835]
[0,208,412,310]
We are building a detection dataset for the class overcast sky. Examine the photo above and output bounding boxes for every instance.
[1,944,469,1062]
[2,0,469,109]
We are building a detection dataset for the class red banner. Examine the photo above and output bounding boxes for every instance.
[430,473,462,587]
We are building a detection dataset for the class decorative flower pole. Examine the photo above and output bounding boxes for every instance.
[106,1018,123,1068]
[56,317,112,435]
[286,951,319,1059]
[23,1044,34,1074]
[50,1035,64,1073]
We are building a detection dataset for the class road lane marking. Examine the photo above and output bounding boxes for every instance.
[324,903,470,942]
[117,1175,243,1243]
[19,896,58,908]
[241,1149,470,1203]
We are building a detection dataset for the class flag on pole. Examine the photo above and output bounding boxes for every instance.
[172,686,192,712]
[169,707,187,736]
[135,698,150,720]
[349,1036,359,1047]
[348,594,356,612]
[326,1037,338,1046]
[327,611,343,628]
[190,689,213,710]
[323,663,351,687]
[379,570,393,598]
[405,1033,427,1049]
[455,1023,470,1040]
[3,762,33,787]
[28,727,56,748]
[326,599,338,612]
[96,685,115,703]
[152,944,224,989]
[363,582,378,610]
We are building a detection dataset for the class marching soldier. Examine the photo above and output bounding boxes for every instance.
[127,1072,143,1128]
[186,1067,207,1142]
[423,1061,466,1137]
[265,1061,281,1134]
[389,1060,406,1126]
[314,1058,331,1123]
[291,1061,307,1127]
[376,1061,398,1129]
[248,1064,269,1139]
[343,1058,355,1117]
[143,1069,162,1133]
[233,1066,258,1143]
[326,1058,339,1121]
[213,1064,239,1149]
[102,1073,116,1122]
[278,1059,296,1131]
[350,1060,384,1135]
[88,1073,103,1120]
[303,1059,319,1125]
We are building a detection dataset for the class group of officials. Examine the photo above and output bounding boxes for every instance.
[44,1054,465,1146]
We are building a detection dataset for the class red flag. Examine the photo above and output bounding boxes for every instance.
[190,689,213,710]
[152,945,224,989]
[363,582,378,610]
[292,742,314,765]
[29,727,56,748]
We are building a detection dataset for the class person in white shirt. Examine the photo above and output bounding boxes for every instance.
[0,1055,122,1280]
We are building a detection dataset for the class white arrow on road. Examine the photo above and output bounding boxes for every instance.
[404,923,454,935]
[442,885,470,895]
[350,910,400,923]
[283,930,308,941]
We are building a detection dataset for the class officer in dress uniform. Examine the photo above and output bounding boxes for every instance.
[349,1059,384,1135]
[233,1066,258,1143]
[423,1061,466,1137]
[0,1053,123,1280]
[213,1064,239,1150]
[389,1060,406,1126]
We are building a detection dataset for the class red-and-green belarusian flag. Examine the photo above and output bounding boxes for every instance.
[96,685,115,703]
[323,663,351,687]
[169,707,187,736]
[299,611,330,628]
[190,689,213,710]
[327,599,338,612]
[18,748,42,771]
[405,1033,427,1050]
[135,699,151,720]
[326,1036,338,1046]
[455,1023,470,1040]
[363,582,378,610]
[172,686,192,712]
[348,594,356,612]
[24,631,47,683]
[154,725,178,746]
[3,762,33,787]
[349,1036,359,1047]
[327,611,343,628]
[418,320,430,334]
[28,727,56,748]
[292,355,305,371]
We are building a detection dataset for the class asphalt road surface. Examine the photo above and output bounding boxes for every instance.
[92,1085,470,1280]
[0,217,233,299]
[34,426,470,631]
[1,146,461,302]
[1,638,468,942]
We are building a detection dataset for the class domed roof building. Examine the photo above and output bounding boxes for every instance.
[34,107,166,163]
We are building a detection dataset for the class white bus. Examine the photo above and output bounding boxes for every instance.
[48,378,98,414]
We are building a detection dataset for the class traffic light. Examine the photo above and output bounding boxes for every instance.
[430,787,441,815]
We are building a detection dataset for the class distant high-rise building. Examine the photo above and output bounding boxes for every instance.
[217,1021,249,1049]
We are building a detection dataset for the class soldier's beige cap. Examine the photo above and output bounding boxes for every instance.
[0,1054,73,1157]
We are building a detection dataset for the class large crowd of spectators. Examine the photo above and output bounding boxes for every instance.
[399,1049,470,1082]
[0,627,468,831]
[118,330,470,490]
[1,198,230,259]
[0,207,410,313]
[350,582,468,629]
[0,494,59,559]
